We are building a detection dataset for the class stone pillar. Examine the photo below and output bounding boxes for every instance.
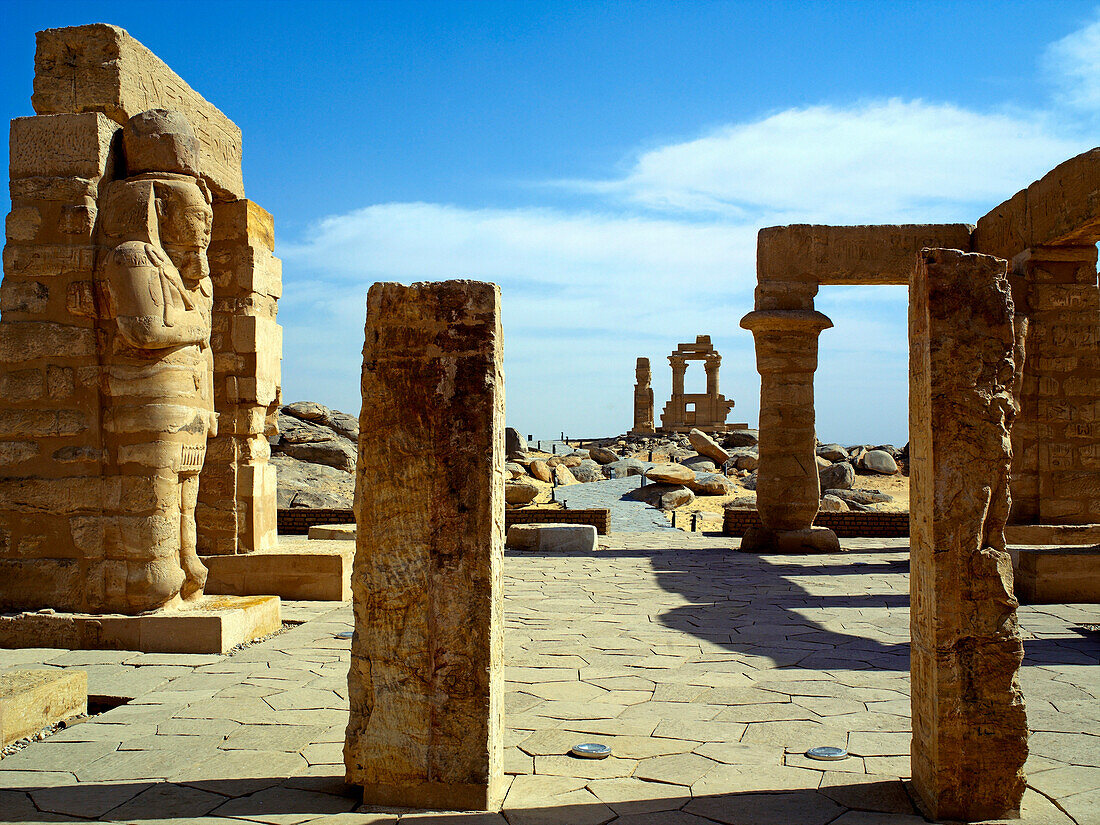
[198,199,282,556]
[909,248,1027,821]
[670,355,686,396]
[345,280,505,811]
[631,357,654,435]
[1009,245,1099,525]
[705,354,720,396]
[739,309,839,553]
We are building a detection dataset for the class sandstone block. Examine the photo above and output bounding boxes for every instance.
[909,248,1027,821]
[505,524,597,553]
[9,113,117,180]
[0,669,87,747]
[33,24,244,199]
[347,280,504,811]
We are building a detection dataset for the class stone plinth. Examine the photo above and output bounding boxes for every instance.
[202,547,352,601]
[0,595,280,655]
[505,524,598,553]
[739,309,839,553]
[0,669,87,747]
[909,248,1027,821]
[1012,546,1100,604]
[345,280,505,811]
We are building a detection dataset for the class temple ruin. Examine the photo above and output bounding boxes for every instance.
[0,25,285,647]
[657,335,740,433]
[741,149,1100,819]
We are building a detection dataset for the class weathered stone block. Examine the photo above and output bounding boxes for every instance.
[0,669,87,747]
[346,280,505,811]
[908,248,1027,822]
[33,24,244,199]
[9,113,117,180]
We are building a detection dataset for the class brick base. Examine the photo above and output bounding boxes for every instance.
[724,509,909,538]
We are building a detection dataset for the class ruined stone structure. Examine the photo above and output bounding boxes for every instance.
[658,336,737,433]
[0,25,282,613]
[346,281,505,811]
[744,151,1100,553]
[630,356,654,435]
[909,248,1028,820]
[742,149,1100,817]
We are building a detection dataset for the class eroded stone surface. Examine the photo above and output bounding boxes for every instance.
[345,281,505,810]
[908,248,1027,821]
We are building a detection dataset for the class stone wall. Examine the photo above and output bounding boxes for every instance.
[0,112,117,610]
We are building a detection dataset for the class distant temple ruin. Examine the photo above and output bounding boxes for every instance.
[655,336,740,433]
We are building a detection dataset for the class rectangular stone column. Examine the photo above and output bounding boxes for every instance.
[908,248,1027,821]
[0,112,116,612]
[1009,244,1100,524]
[345,280,505,811]
[197,199,282,555]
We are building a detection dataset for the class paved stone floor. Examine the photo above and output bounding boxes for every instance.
[1,533,1097,824]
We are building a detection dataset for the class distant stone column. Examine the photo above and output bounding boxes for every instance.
[739,309,838,552]
[909,248,1027,821]
[670,355,686,396]
[705,354,720,396]
[631,357,654,435]
[345,280,505,811]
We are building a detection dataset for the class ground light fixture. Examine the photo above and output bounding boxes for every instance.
[805,746,849,761]
[570,742,612,759]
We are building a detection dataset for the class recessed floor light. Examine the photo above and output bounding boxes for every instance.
[571,742,611,759]
[805,746,848,761]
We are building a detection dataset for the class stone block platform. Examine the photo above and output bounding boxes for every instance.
[307,524,355,541]
[202,538,353,601]
[1013,546,1100,604]
[507,523,598,553]
[1,669,86,747]
[0,534,1095,823]
[0,595,280,655]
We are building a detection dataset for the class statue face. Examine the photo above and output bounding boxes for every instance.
[154,179,212,251]
[154,179,213,281]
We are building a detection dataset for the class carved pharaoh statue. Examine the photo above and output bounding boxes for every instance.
[98,109,216,611]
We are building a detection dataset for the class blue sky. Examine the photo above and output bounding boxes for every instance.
[4,1,1100,444]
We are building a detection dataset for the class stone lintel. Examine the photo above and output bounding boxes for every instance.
[0,595,280,654]
[32,23,244,200]
[757,223,972,287]
[346,279,504,811]
[974,147,1100,261]
[0,668,87,747]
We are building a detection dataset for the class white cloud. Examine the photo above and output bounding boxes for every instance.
[1045,12,1100,110]
[570,99,1087,223]
[278,204,761,437]
[277,89,1093,442]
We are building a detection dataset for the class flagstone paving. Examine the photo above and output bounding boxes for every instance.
[1,533,1097,824]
